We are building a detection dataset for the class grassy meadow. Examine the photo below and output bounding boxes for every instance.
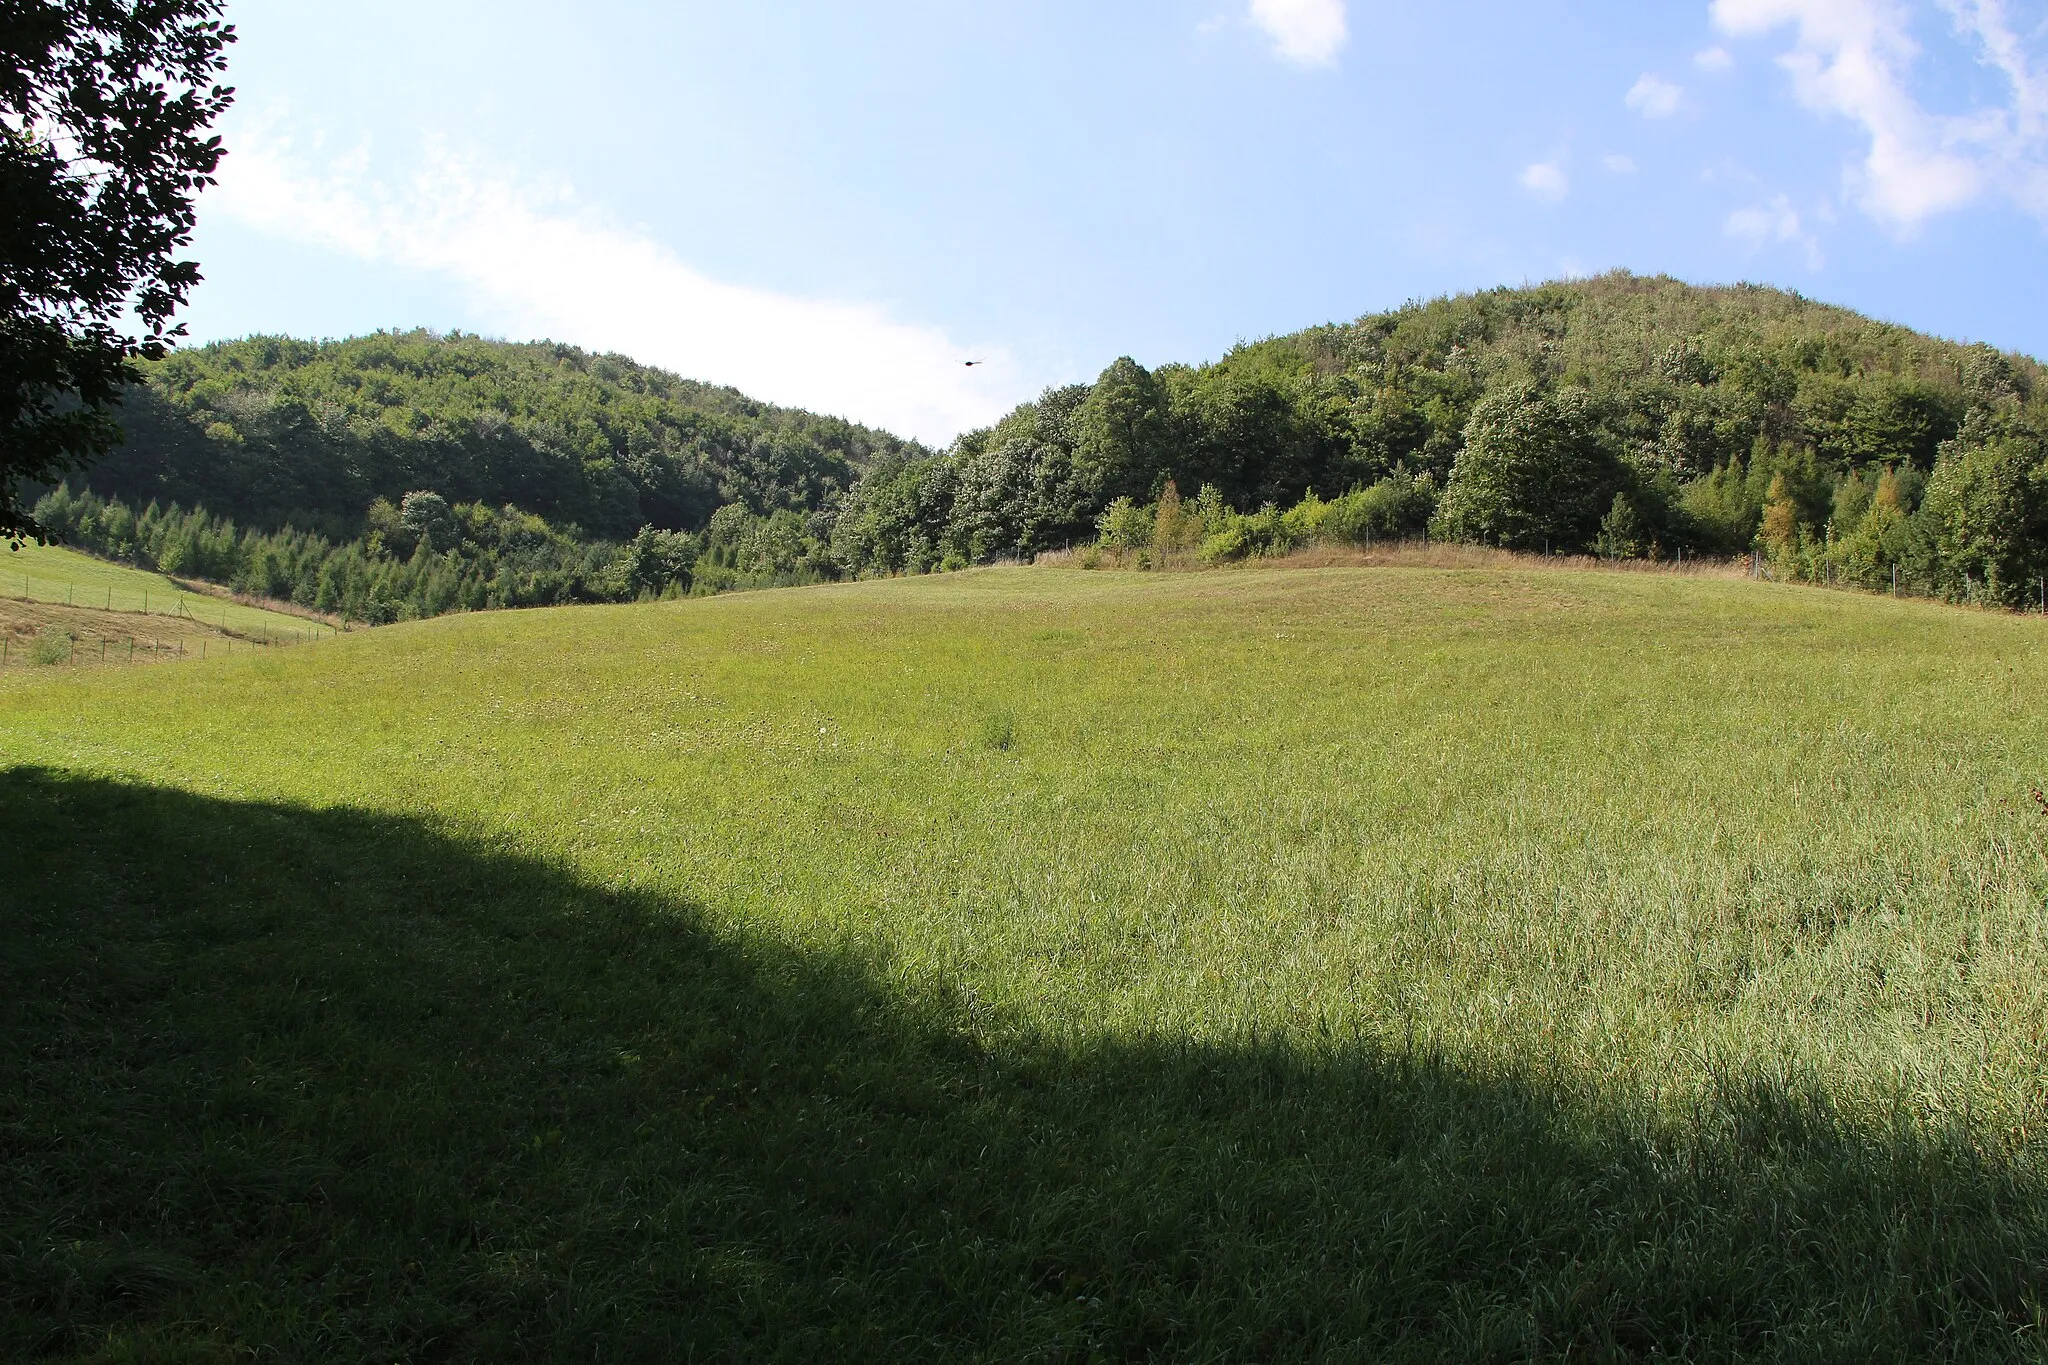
[2,541,337,641]
[6,562,2048,1359]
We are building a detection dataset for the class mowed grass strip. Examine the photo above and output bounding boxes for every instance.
[3,541,337,640]
[5,564,2048,1359]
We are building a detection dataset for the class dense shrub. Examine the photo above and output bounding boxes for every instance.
[1317,471,1438,544]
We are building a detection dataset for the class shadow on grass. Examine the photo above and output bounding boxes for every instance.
[3,767,2046,1362]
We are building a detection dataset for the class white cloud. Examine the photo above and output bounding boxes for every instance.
[1604,153,1640,172]
[1695,45,1737,71]
[1941,0,2048,214]
[1725,195,1800,245]
[1520,161,1571,201]
[1249,0,1348,66]
[1725,192,1825,264]
[1626,73,1686,118]
[1710,0,2048,228]
[204,127,1029,445]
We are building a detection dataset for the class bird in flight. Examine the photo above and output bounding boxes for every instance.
[963,359,984,367]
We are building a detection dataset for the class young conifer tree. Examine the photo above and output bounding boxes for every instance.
[1153,480,1187,560]
[1759,473,1799,561]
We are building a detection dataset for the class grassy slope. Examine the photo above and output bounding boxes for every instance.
[5,565,2048,1359]
[2,542,335,640]
[1,597,288,672]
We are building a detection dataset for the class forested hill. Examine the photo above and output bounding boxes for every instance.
[95,330,925,539]
[823,271,2047,594]
[44,272,2048,619]
[1259,270,2031,491]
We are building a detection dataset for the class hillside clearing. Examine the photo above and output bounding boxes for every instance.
[5,564,2048,1359]
[3,540,339,640]
[0,597,284,670]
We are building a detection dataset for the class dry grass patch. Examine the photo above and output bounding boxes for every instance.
[0,598,287,669]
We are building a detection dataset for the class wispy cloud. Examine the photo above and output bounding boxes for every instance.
[1249,0,1348,66]
[204,126,1030,445]
[1695,45,1737,71]
[1726,192,1825,265]
[1941,0,2048,214]
[1604,153,1640,173]
[1627,73,1686,117]
[1710,0,2048,228]
[1520,161,1571,201]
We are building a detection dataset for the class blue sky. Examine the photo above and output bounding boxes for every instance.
[182,0,2048,442]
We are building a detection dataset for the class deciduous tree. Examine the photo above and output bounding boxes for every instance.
[1434,383,1620,551]
[2,0,235,540]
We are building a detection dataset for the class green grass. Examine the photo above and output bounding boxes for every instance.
[2,541,337,641]
[5,563,2048,1360]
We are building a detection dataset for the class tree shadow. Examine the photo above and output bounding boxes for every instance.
[3,767,2046,1361]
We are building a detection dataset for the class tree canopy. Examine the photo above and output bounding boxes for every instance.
[1,0,234,540]
[89,330,925,540]
[1434,383,1620,551]
[835,273,2038,576]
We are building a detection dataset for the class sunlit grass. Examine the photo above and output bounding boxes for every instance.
[2,540,336,640]
[6,563,2048,1358]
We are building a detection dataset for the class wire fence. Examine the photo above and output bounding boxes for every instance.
[1743,551,2048,615]
[4,567,339,644]
[0,631,275,670]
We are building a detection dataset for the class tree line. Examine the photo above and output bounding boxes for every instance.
[33,272,2048,618]
[27,482,846,623]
